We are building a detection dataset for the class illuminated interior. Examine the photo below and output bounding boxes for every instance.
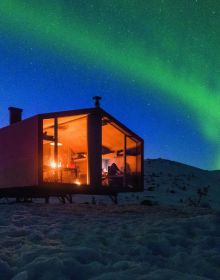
[42,112,141,188]
[102,117,141,188]
[43,115,88,185]
[126,136,142,188]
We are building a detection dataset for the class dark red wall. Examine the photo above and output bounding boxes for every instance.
[0,116,39,188]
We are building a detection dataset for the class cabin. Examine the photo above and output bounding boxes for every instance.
[0,97,144,202]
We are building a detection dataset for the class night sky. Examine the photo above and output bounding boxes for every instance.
[0,0,219,170]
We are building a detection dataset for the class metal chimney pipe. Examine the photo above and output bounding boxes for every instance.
[8,107,23,125]
[92,96,102,108]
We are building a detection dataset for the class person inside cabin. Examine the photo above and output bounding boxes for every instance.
[108,162,124,186]
[108,163,121,176]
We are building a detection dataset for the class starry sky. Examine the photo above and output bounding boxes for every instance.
[0,0,219,170]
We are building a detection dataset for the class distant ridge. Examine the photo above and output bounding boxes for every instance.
[145,158,209,172]
[143,158,220,209]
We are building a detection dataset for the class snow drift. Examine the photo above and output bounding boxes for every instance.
[0,204,219,279]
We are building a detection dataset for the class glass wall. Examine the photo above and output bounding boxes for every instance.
[43,115,88,185]
[57,115,88,185]
[102,117,142,188]
[42,113,141,188]
[102,118,125,187]
[126,137,141,188]
[43,118,56,182]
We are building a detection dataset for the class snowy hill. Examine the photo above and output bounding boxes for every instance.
[143,158,220,209]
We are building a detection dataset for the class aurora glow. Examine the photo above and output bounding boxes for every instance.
[0,0,219,169]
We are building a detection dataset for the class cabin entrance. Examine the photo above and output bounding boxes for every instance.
[42,114,88,185]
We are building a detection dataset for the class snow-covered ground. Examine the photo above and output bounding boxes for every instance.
[0,203,219,280]
[1,158,220,279]
[143,158,220,210]
[73,158,220,209]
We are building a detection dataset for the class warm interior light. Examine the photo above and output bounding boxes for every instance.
[50,142,63,146]
[50,161,62,169]
[74,179,81,186]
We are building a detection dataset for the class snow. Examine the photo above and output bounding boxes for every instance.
[0,203,219,279]
[1,158,220,279]
[142,158,220,210]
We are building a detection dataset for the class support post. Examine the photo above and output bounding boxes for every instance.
[58,196,66,204]
[66,194,73,204]
[109,194,118,204]
[87,109,102,188]
[123,135,127,187]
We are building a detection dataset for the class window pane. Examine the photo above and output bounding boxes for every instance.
[102,118,125,186]
[57,115,88,185]
[43,118,56,182]
[126,137,140,188]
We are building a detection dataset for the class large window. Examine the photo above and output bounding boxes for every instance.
[102,118,125,187]
[43,118,56,183]
[42,113,141,188]
[126,137,141,188]
[102,117,141,188]
[43,115,88,185]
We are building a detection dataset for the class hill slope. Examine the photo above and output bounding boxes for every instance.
[143,158,220,209]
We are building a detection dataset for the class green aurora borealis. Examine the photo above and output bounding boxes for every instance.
[1,0,220,168]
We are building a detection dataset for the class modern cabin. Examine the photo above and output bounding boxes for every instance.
[0,98,144,201]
